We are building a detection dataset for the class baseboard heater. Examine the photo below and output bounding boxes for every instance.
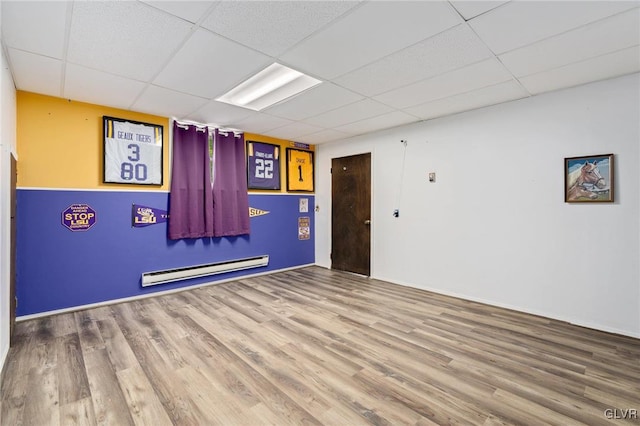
[141,255,269,287]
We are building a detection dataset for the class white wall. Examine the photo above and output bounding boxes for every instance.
[316,74,640,338]
[0,24,17,369]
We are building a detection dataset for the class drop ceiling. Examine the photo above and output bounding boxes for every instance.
[2,1,639,144]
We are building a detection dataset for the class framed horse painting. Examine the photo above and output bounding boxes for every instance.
[564,154,614,203]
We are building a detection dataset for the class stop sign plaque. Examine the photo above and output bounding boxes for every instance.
[62,204,97,232]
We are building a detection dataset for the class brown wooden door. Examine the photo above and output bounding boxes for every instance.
[10,154,17,344]
[331,153,371,276]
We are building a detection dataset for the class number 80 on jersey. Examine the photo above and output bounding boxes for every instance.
[103,116,163,185]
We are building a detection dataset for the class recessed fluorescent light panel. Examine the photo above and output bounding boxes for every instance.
[216,63,322,111]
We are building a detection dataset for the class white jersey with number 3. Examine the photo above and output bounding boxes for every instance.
[104,119,162,184]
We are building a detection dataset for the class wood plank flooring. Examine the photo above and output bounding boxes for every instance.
[1,266,638,425]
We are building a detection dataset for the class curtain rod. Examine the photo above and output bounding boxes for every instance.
[173,119,207,130]
[217,129,242,138]
[173,119,243,137]
[175,123,207,132]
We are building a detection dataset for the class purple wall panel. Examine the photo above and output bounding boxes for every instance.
[16,190,314,316]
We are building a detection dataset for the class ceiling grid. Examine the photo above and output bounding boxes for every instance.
[1,0,638,144]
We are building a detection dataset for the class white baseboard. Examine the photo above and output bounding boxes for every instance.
[16,263,316,322]
[374,274,640,339]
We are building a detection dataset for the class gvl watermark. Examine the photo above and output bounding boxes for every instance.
[604,408,638,420]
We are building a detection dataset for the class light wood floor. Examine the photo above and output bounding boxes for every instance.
[1,266,638,425]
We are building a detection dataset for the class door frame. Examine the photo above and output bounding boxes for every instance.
[329,151,374,277]
[9,154,17,345]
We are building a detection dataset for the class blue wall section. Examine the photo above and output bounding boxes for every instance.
[17,189,314,315]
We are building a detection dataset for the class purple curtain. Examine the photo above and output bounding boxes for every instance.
[168,122,214,239]
[213,129,250,236]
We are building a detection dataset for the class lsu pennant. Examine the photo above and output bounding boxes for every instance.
[132,204,169,227]
[249,207,270,218]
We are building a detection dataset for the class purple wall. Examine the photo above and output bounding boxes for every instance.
[16,189,314,316]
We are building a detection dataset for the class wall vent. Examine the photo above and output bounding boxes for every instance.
[141,255,269,287]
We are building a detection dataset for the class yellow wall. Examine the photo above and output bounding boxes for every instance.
[17,91,169,190]
[16,91,313,192]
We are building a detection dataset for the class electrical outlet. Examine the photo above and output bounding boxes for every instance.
[428,172,436,182]
[393,209,399,218]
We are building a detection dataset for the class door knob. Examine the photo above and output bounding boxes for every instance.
[364,219,371,225]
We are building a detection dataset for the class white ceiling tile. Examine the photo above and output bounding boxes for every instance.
[469,1,638,55]
[1,1,68,58]
[449,1,509,20]
[154,28,271,99]
[374,58,512,109]
[8,49,62,97]
[67,1,193,81]
[4,0,639,141]
[264,122,325,141]
[500,8,640,77]
[202,1,360,57]
[304,99,394,128]
[131,85,209,119]
[335,24,494,96]
[141,1,217,24]
[335,111,418,135]
[300,129,353,144]
[184,100,254,127]
[231,113,294,134]
[519,46,640,95]
[281,1,462,79]
[263,83,363,121]
[64,64,147,110]
[406,80,529,120]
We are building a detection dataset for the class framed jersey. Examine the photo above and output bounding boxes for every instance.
[286,148,314,192]
[103,116,163,185]
[246,141,281,190]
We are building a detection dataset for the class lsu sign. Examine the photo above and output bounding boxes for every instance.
[62,204,96,232]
